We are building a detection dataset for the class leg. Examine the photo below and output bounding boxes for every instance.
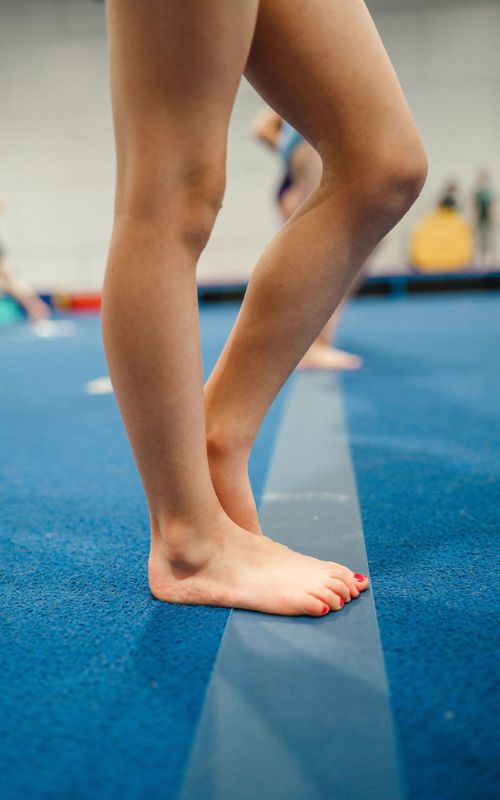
[205,0,427,531]
[277,143,363,371]
[103,0,365,616]
[277,143,362,371]
[0,257,51,322]
[298,301,363,372]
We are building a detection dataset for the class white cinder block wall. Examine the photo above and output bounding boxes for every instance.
[0,0,114,291]
[369,0,500,272]
[0,0,498,291]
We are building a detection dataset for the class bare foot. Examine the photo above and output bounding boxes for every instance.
[148,513,369,616]
[298,342,363,371]
[206,435,261,534]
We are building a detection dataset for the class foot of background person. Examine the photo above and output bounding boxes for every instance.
[298,342,363,371]
[149,511,369,616]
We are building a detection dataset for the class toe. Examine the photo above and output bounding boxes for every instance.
[352,572,369,591]
[302,594,331,617]
[328,562,353,581]
[325,578,351,603]
[309,590,345,612]
[328,568,358,598]
[343,573,360,598]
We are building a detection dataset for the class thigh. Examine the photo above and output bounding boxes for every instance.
[246,0,422,171]
[106,0,259,183]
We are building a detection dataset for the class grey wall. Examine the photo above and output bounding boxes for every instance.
[0,0,498,291]
[368,0,500,272]
[0,0,113,291]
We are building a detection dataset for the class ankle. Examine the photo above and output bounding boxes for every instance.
[150,507,225,565]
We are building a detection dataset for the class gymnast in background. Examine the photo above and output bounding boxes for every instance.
[0,193,51,322]
[472,170,496,268]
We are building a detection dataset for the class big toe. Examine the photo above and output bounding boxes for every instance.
[353,572,369,591]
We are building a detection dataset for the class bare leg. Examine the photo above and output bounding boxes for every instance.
[277,143,362,370]
[298,303,363,371]
[102,0,366,616]
[205,0,427,532]
[316,310,341,347]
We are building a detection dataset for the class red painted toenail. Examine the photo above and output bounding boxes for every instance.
[322,605,329,614]
[354,573,367,582]
[338,597,345,608]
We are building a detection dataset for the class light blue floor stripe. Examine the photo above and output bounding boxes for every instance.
[179,373,404,800]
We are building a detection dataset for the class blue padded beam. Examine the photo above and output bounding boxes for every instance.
[179,373,405,800]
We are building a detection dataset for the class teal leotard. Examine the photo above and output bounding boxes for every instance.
[278,122,304,165]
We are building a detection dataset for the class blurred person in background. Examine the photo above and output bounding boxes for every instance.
[472,169,496,268]
[252,107,362,370]
[0,193,51,322]
[439,180,460,211]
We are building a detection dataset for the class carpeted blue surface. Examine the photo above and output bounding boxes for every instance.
[339,293,500,800]
[1,294,498,800]
[0,304,289,800]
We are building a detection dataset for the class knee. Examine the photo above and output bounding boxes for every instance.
[173,162,226,253]
[375,143,427,218]
[115,159,226,255]
[359,140,428,230]
[325,133,427,234]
